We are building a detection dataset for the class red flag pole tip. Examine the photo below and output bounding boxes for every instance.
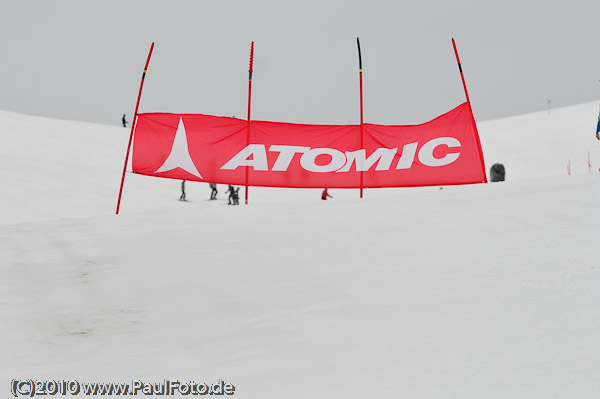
[249,41,254,73]
[451,38,470,103]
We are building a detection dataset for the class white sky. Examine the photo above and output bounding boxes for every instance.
[1,0,599,126]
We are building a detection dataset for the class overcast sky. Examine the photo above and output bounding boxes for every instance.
[1,0,599,127]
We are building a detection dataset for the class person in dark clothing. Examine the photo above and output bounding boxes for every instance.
[321,188,332,200]
[180,180,187,201]
[225,185,235,205]
[209,183,218,200]
[122,114,128,128]
[232,187,240,205]
[596,114,600,140]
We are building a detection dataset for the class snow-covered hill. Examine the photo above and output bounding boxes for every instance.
[1,104,599,398]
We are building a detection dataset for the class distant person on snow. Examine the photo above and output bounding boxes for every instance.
[321,188,332,200]
[225,185,236,205]
[180,180,187,201]
[232,187,240,205]
[209,183,218,200]
[596,113,600,140]
[122,114,128,128]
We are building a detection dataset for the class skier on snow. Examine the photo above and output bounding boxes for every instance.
[321,188,332,200]
[209,183,218,200]
[225,185,236,205]
[232,187,240,205]
[180,180,187,201]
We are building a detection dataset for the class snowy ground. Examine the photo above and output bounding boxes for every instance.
[1,103,599,398]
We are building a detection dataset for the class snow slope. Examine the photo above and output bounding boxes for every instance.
[1,103,599,398]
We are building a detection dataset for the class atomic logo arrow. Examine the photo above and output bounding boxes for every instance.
[155,117,203,179]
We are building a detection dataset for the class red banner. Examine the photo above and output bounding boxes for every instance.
[132,102,486,188]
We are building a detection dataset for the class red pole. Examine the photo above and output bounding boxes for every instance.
[245,41,254,205]
[451,38,487,183]
[116,42,154,214]
[357,38,364,198]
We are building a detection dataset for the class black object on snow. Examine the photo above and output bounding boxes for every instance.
[490,163,505,182]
